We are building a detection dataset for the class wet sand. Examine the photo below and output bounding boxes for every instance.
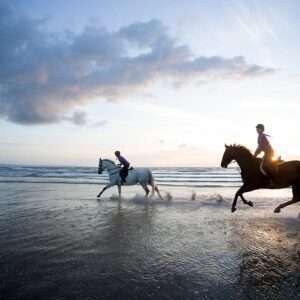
[1,183,300,299]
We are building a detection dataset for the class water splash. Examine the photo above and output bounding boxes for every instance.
[191,192,197,201]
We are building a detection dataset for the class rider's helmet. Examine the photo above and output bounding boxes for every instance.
[256,124,265,131]
[115,150,121,156]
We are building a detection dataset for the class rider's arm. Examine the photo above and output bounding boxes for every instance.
[118,156,129,167]
[255,134,266,157]
[116,157,122,167]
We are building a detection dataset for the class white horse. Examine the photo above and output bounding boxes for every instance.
[97,158,163,200]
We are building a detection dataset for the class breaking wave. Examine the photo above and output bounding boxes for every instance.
[0,165,241,188]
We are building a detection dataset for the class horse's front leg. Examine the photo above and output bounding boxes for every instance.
[232,190,240,213]
[240,194,254,207]
[118,185,122,199]
[232,185,256,213]
[97,183,114,199]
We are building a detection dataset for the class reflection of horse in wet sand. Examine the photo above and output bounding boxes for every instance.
[221,145,300,213]
[97,158,163,200]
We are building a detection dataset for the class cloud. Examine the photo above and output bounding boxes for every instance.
[92,120,108,127]
[65,111,88,126]
[64,110,107,127]
[178,143,187,148]
[0,3,275,125]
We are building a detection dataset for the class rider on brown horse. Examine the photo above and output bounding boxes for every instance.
[254,124,276,185]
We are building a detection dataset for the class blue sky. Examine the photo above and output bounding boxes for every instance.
[1,0,300,166]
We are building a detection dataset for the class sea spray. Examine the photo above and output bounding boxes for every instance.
[191,192,197,201]
[165,192,173,201]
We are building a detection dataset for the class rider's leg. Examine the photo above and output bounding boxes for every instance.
[120,167,129,184]
[120,167,126,184]
[123,167,128,183]
[263,151,276,186]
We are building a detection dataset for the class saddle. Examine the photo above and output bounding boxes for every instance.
[117,165,134,171]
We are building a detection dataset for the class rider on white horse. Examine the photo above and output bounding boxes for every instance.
[97,158,164,200]
[115,151,130,185]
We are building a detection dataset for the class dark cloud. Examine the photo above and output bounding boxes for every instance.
[64,111,107,127]
[65,111,88,126]
[92,120,108,127]
[0,3,275,125]
[178,143,187,148]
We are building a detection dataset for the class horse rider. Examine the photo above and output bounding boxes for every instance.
[254,124,276,185]
[115,151,130,184]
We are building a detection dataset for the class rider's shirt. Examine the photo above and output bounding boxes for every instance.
[118,155,130,168]
[258,133,273,154]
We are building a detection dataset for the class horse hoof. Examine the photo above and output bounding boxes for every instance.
[274,207,281,213]
[248,201,254,207]
[231,207,237,213]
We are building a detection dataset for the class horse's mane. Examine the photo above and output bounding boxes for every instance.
[228,144,254,159]
[103,159,116,165]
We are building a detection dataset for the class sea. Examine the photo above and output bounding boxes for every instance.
[0,165,300,299]
[0,165,242,187]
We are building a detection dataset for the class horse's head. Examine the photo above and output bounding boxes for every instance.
[98,158,103,174]
[221,144,253,168]
[97,158,117,174]
[221,145,234,168]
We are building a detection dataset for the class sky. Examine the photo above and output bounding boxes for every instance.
[1,0,300,167]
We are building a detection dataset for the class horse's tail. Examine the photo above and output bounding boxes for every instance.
[148,170,164,200]
[296,163,300,182]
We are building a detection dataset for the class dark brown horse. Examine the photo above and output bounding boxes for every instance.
[221,144,300,213]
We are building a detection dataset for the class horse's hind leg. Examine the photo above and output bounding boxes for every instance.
[274,185,300,213]
[155,186,164,200]
[140,183,150,198]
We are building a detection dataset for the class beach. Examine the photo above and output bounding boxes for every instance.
[1,166,300,299]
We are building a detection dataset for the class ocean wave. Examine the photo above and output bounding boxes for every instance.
[0,165,241,188]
